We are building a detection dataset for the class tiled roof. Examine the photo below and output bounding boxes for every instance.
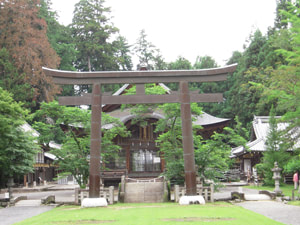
[231,116,299,157]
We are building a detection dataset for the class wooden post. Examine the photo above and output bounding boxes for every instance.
[23,175,27,187]
[180,81,197,196]
[89,83,102,198]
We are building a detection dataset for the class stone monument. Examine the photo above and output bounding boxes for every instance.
[272,162,282,195]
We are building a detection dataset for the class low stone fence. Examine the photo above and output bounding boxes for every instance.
[174,184,214,203]
[75,186,114,205]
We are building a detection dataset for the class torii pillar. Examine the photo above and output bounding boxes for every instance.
[43,64,237,199]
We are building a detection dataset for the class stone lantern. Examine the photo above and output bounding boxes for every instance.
[272,162,282,195]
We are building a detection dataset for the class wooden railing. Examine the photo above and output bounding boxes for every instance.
[174,184,214,203]
[75,186,114,205]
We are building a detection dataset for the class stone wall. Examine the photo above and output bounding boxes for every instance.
[124,181,165,203]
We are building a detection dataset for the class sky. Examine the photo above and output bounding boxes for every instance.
[51,0,277,67]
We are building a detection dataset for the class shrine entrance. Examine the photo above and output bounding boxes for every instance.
[43,64,237,198]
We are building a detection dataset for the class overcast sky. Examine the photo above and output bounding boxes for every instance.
[51,0,277,67]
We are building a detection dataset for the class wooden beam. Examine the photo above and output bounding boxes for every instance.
[58,93,223,106]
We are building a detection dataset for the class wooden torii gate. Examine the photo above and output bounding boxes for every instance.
[43,64,237,198]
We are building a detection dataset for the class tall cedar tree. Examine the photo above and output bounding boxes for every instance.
[71,0,119,72]
[256,108,290,185]
[0,0,60,109]
[134,29,159,70]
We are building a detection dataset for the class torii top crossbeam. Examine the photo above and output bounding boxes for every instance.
[43,64,237,199]
[43,64,237,85]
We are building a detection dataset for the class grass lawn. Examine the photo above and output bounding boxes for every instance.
[244,184,297,197]
[289,201,300,206]
[15,202,283,225]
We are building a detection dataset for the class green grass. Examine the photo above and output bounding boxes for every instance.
[244,184,296,197]
[289,201,300,206]
[15,202,283,225]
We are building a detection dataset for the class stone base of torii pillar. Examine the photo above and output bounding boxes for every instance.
[81,198,108,208]
[179,196,205,205]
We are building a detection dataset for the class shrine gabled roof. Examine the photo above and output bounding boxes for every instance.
[251,115,283,140]
[102,108,230,129]
[230,115,300,158]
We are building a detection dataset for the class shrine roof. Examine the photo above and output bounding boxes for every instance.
[230,115,299,158]
[102,108,230,129]
[193,112,230,126]
[101,83,230,128]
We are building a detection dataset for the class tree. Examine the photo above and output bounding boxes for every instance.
[0,48,33,105]
[195,117,248,184]
[167,56,192,70]
[133,29,160,70]
[153,49,167,70]
[258,0,300,138]
[156,103,247,185]
[224,30,272,126]
[0,88,38,187]
[256,108,291,185]
[193,55,218,69]
[32,101,129,188]
[71,0,119,72]
[192,55,224,116]
[0,0,60,109]
[40,0,77,71]
[194,133,230,184]
[155,102,202,184]
[113,35,133,71]
[274,0,292,30]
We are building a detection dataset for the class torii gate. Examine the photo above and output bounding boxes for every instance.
[43,64,237,198]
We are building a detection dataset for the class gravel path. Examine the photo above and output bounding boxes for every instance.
[236,201,300,225]
[0,206,54,225]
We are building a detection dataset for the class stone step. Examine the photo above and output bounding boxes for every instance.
[15,200,41,207]
[244,194,271,201]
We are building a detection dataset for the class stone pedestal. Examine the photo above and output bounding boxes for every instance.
[81,198,108,208]
[179,196,205,205]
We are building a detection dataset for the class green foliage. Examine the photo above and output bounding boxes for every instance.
[133,29,161,70]
[167,56,192,70]
[122,84,166,126]
[0,88,38,185]
[194,134,230,183]
[71,0,120,72]
[195,117,248,184]
[113,36,133,71]
[39,0,77,71]
[155,102,203,184]
[0,48,34,106]
[193,55,218,69]
[256,1,300,154]
[256,108,291,185]
[155,103,186,184]
[32,101,129,188]
[285,156,300,174]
